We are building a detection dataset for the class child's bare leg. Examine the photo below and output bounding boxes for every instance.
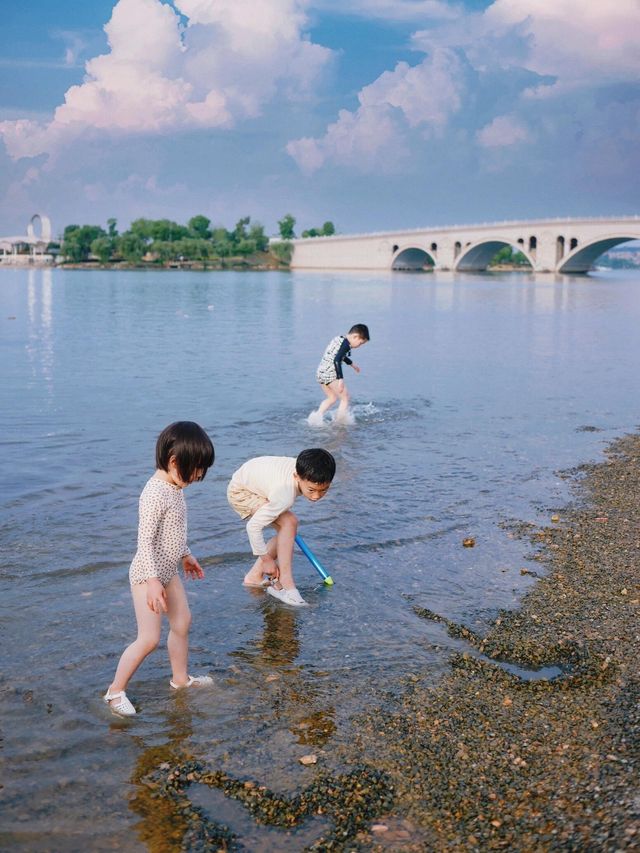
[336,383,351,419]
[317,382,339,415]
[272,511,298,590]
[244,536,278,585]
[165,575,192,687]
[107,583,162,702]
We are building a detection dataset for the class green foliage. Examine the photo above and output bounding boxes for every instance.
[302,221,335,238]
[62,224,107,261]
[91,236,113,264]
[278,214,296,240]
[61,212,297,265]
[270,241,293,264]
[117,233,147,264]
[188,215,211,239]
[489,245,531,267]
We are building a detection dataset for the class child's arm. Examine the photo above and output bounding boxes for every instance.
[332,338,352,380]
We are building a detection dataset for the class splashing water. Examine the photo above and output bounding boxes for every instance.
[306,409,326,427]
[331,407,356,426]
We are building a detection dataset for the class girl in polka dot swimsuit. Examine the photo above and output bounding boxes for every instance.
[104,421,215,716]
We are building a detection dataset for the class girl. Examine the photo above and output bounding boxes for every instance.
[104,421,215,716]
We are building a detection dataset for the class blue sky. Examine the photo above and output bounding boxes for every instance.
[1,0,638,239]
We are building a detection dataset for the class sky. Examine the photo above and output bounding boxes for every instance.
[1,0,639,239]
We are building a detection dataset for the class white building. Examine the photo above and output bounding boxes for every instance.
[0,214,54,265]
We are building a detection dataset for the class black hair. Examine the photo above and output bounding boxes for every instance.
[295,448,336,484]
[349,323,370,341]
[156,421,215,482]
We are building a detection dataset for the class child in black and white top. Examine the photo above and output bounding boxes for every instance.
[103,421,215,716]
[311,323,369,423]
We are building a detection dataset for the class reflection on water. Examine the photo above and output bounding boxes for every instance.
[2,267,640,846]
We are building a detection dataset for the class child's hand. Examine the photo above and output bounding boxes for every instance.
[351,363,361,374]
[146,578,168,614]
[183,554,205,580]
[259,553,279,580]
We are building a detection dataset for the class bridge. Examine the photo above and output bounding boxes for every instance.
[289,216,640,273]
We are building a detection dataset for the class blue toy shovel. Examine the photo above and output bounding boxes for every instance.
[295,534,334,585]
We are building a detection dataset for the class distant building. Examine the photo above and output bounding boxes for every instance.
[0,214,54,265]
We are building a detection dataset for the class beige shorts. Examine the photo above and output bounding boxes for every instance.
[227,482,268,520]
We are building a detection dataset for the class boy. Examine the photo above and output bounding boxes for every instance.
[227,448,336,606]
[312,323,370,422]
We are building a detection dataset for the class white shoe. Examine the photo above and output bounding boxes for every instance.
[103,689,136,716]
[267,586,308,606]
[169,674,213,689]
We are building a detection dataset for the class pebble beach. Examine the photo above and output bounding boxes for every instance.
[142,432,640,851]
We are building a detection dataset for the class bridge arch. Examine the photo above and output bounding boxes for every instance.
[557,234,638,273]
[455,238,534,272]
[391,246,436,271]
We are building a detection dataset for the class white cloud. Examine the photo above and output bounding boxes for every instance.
[287,47,466,173]
[484,0,640,90]
[0,0,332,160]
[287,103,403,173]
[288,0,640,173]
[477,115,530,147]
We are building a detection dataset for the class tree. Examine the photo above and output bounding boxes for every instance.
[278,214,296,240]
[116,233,147,264]
[107,218,118,239]
[301,221,336,239]
[234,216,251,242]
[62,224,106,261]
[270,241,293,264]
[91,236,113,264]
[188,215,211,240]
[249,222,269,252]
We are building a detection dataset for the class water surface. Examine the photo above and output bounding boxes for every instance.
[2,267,639,849]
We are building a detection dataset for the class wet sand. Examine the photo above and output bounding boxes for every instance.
[141,431,639,851]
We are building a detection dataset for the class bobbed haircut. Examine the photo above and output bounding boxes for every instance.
[349,323,370,341]
[296,448,336,484]
[156,421,215,482]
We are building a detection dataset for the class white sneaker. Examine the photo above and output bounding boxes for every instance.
[169,674,214,689]
[267,586,308,606]
[103,689,136,716]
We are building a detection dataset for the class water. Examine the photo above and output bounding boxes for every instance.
[2,266,639,848]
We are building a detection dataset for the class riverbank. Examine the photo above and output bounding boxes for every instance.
[56,249,290,271]
[145,432,639,850]
[346,430,640,849]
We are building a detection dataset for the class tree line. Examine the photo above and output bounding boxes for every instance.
[61,214,335,265]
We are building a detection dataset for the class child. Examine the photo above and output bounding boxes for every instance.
[227,448,336,607]
[103,421,215,716]
[311,323,370,423]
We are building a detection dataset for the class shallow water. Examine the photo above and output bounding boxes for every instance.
[2,266,640,849]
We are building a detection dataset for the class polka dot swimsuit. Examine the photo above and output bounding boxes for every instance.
[129,476,191,587]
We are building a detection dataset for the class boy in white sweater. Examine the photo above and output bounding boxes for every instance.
[227,448,336,606]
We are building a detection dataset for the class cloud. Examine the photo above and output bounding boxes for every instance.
[287,103,404,174]
[288,0,640,174]
[287,47,468,173]
[477,115,530,148]
[0,0,332,160]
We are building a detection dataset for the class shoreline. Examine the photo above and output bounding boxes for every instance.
[143,431,639,849]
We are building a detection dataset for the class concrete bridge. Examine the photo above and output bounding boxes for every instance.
[289,216,640,273]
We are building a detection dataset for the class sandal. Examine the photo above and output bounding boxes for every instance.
[103,689,136,716]
[169,674,213,689]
